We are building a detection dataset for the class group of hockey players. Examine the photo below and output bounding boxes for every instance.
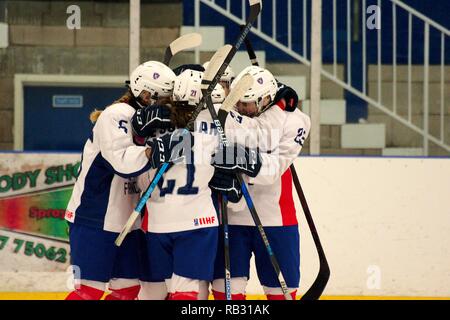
[64,48,311,300]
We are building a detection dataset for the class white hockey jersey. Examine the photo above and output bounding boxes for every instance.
[65,103,152,233]
[223,105,311,227]
[139,108,220,233]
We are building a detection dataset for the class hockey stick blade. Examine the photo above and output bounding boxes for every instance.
[186,44,232,131]
[201,45,233,91]
[115,210,140,246]
[216,73,254,129]
[301,259,330,300]
[221,74,253,112]
[163,33,202,65]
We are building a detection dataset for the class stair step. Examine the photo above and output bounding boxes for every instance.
[180,26,225,51]
[266,62,345,99]
[341,124,386,149]
[302,99,346,125]
[276,76,306,101]
[382,148,424,156]
[368,64,450,82]
[367,81,450,116]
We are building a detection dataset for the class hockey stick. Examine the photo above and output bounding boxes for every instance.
[125,33,201,86]
[114,46,229,247]
[215,73,255,300]
[219,193,231,300]
[240,26,330,300]
[186,0,262,132]
[163,33,202,65]
[290,167,330,300]
[188,0,292,300]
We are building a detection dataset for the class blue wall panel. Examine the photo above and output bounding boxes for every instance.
[24,86,125,151]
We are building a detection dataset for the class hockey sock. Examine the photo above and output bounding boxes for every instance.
[266,290,297,300]
[104,285,141,300]
[168,291,199,300]
[65,285,104,300]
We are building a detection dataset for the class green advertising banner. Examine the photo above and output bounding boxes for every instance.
[0,153,81,241]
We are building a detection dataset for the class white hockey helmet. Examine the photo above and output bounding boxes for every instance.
[172,69,204,106]
[129,61,176,100]
[231,66,277,111]
[203,61,235,83]
[211,84,226,104]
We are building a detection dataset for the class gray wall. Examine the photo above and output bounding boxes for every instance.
[0,0,186,150]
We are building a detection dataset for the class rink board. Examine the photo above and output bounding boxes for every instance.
[290,156,450,298]
[1,154,450,298]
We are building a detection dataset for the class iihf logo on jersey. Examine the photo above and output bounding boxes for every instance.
[194,216,216,226]
[153,72,160,79]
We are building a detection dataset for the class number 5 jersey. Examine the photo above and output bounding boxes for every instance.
[65,103,153,232]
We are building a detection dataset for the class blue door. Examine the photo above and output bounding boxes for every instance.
[24,86,126,151]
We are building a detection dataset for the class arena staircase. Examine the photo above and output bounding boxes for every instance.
[184,0,450,156]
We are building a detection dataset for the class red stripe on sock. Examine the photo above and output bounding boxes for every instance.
[65,285,104,300]
[266,290,297,300]
[212,290,246,300]
[104,285,141,300]
[168,291,199,300]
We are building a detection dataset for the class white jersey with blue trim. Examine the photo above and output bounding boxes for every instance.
[139,108,220,233]
[65,103,152,233]
[223,105,311,227]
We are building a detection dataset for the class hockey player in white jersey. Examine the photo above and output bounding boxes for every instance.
[137,67,218,300]
[134,66,261,300]
[64,61,187,300]
[209,66,311,300]
[136,64,206,300]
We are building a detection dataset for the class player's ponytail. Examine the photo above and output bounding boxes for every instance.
[90,88,137,124]
[114,88,135,105]
[89,109,103,123]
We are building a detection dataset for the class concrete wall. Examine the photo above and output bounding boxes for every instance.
[0,0,185,150]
